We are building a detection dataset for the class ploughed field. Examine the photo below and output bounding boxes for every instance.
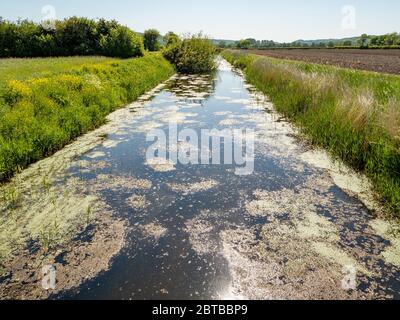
[249,49,400,74]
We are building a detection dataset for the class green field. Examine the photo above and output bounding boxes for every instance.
[0,56,118,92]
[222,50,400,218]
[0,53,174,182]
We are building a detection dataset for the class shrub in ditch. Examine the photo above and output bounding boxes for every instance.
[163,33,216,74]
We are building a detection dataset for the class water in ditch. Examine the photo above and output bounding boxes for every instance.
[1,59,400,300]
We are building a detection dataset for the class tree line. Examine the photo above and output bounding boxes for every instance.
[218,33,400,49]
[358,33,400,48]
[0,17,197,59]
[0,16,217,73]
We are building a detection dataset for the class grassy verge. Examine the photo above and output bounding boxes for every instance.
[0,56,118,92]
[0,53,174,182]
[222,50,400,218]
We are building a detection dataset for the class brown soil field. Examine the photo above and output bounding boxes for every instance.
[249,49,400,75]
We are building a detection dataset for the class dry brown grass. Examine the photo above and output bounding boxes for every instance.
[381,98,400,142]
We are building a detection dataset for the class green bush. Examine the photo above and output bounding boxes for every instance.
[144,29,161,52]
[100,26,144,58]
[164,31,180,47]
[0,53,174,181]
[163,33,216,74]
[0,17,144,58]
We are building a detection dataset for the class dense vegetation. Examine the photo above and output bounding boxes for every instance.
[222,50,400,217]
[362,33,400,48]
[163,33,217,74]
[164,32,180,47]
[0,17,144,58]
[0,53,174,181]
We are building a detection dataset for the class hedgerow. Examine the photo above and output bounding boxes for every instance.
[0,17,144,58]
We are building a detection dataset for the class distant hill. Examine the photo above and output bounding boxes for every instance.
[212,39,237,46]
[294,36,360,46]
[212,36,362,46]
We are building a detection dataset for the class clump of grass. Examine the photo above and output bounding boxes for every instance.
[8,188,18,208]
[1,185,19,212]
[0,53,174,182]
[39,220,60,254]
[380,98,400,142]
[84,205,92,227]
[222,50,400,217]
[42,177,50,194]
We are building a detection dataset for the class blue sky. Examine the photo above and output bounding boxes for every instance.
[1,0,399,42]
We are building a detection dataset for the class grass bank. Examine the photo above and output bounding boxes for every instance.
[222,50,400,218]
[0,53,174,181]
[0,56,118,92]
